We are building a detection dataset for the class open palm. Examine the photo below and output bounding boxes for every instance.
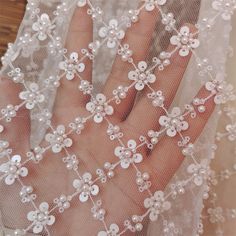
[0,3,215,236]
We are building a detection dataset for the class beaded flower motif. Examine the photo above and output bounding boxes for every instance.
[128,61,156,91]
[114,140,143,169]
[27,202,55,234]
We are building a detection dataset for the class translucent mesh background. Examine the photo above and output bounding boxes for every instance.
[0,0,235,236]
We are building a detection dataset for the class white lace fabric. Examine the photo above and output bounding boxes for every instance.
[0,0,236,235]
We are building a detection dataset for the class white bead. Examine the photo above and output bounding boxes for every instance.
[135,223,143,231]
[107,170,114,178]
[198,105,206,113]
[132,215,139,223]
[142,172,150,180]
[136,177,143,185]
[104,162,111,169]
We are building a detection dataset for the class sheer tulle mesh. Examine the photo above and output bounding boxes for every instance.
[0,0,236,235]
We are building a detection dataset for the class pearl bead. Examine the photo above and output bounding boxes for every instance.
[57,136,63,143]
[198,105,206,113]
[60,195,67,202]
[9,166,17,173]
[152,99,160,107]
[182,148,188,156]
[139,73,146,80]
[143,172,150,180]
[171,118,179,125]
[107,170,114,178]
[124,150,132,158]
[135,223,143,232]
[96,105,103,112]
[37,213,45,221]
[107,129,113,135]
[78,124,84,129]
[119,92,126,99]
[151,137,158,144]
[148,130,155,137]
[132,215,139,223]
[160,52,166,59]
[26,186,33,193]
[113,125,120,133]
[104,162,111,169]
[83,184,90,191]
[63,202,70,209]
[136,177,144,185]
[99,209,105,216]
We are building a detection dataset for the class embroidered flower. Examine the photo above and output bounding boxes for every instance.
[73,172,99,202]
[106,124,123,140]
[114,140,143,169]
[86,94,114,123]
[32,13,55,41]
[128,61,156,91]
[144,0,167,11]
[27,202,55,234]
[62,154,79,170]
[117,44,133,62]
[19,186,36,203]
[0,155,28,185]
[163,220,181,236]
[187,158,211,186]
[170,26,200,56]
[59,52,85,80]
[19,82,45,110]
[212,0,236,20]
[1,104,17,122]
[225,123,236,141]
[47,36,63,55]
[144,191,171,221]
[147,90,165,107]
[207,207,225,223]
[98,223,120,236]
[32,109,52,125]
[98,19,125,48]
[127,9,139,24]
[136,172,151,192]
[18,33,39,57]
[91,200,106,221]
[87,6,103,20]
[45,125,73,153]
[161,13,176,31]
[44,75,61,89]
[69,117,85,134]
[53,194,71,213]
[78,80,93,94]
[8,67,24,83]
[205,74,236,104]
[159,107,189,137]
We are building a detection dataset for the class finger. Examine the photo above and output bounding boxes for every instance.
[103,4,160,121]
[147,86,215,190]
[125,24,196,136]
[54,5,93,116]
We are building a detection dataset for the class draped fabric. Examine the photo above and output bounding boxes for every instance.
[0,0,236,235]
